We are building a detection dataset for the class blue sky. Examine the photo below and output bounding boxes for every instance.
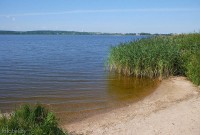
[0,0,199,33]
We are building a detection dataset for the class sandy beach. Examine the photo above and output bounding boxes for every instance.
[64,77,200,135]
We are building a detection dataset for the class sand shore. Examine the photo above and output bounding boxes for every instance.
[64,77,200,135]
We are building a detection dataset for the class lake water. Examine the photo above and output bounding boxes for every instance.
[0,35,159,123]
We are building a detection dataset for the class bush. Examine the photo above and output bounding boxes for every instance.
[0,105,67,135]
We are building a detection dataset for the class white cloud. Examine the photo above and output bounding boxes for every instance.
[0,8,199,17]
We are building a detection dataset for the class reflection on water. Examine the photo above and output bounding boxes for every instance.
[107,73,159,102]
[55,74,160,124]
[0,35,159,124]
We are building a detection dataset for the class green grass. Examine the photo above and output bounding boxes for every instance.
[107,33,200,85]
[0,104,68,135]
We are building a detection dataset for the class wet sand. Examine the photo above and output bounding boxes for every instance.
[64,77,200,135]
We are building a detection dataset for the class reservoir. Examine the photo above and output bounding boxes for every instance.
[0,35,159,123]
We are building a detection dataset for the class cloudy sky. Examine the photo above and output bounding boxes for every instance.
[0,0,199,33]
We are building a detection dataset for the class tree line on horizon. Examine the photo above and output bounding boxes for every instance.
[0,30,172,36]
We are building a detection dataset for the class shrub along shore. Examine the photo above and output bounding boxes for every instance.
[107,33,200,85]
[0,105,68,135]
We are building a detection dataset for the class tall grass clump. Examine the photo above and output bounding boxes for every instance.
[0,104,67,135]
[178,34,200,85]
[185,52,200,85]
[107,34,200,85]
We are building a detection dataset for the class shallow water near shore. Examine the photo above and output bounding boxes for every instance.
[0,35,159,123]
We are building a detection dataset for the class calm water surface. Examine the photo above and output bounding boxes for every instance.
[0,35,159,123]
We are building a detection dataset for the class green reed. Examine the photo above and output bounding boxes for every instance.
[107,34,200,85]
[0,104,67,135]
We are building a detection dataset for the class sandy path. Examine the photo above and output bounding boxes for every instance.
[64,77,200,135]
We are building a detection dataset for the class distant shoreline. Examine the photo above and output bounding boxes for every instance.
[0,30,172,36]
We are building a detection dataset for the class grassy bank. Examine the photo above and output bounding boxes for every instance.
[107,34,200,85]
[0,105,67,135]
